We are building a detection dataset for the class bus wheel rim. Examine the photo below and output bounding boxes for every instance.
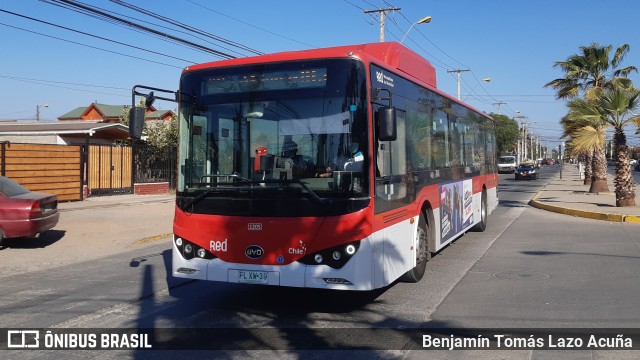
[416,225,427,264]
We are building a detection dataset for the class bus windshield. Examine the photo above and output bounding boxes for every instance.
[499,156,516,164]
[177,59,369,217]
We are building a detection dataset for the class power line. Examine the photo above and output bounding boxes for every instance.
[358,0,381,9]
[390,9,513,112]
[0,74,129,90]
[110,0,263,57]
[42,0,237,59]
[185,0,317,49]
[343,0,367,11]
[0,21,183,69]
[0,9,196,64]
[39,0,215,56]
[395,11,467,69]
[0,74,130,97]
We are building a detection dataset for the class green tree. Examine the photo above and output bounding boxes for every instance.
[566,88,640,206]
[119,103,178,148]
[490,113,519,156]
[545,43,637,193]
[545,43,636,101]
[145,115,178,148]
[560,114,593,180]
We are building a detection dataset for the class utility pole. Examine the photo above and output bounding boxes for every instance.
[514,115,526,163]
[447,69,470,100]
[559,143,563,179]
[609,137,614,159]
[523,124,528,161]
[492,101,506,116]
[364,7,401,42]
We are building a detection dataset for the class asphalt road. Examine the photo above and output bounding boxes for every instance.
[3,165,639,359]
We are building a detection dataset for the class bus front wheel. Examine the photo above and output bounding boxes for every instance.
[401,213,431,283]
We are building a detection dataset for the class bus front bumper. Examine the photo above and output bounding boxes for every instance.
[171,235,378,291]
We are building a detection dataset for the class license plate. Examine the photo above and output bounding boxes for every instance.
[238,270,268,284]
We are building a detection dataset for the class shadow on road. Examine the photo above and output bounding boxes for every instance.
[124,241,446,356]
[0,229,66,250]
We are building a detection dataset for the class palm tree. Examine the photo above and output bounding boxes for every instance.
[545,43,636,100]
[545,43,637,193]
[567,88,640,206]
[601,88,640,206]
[564,100,609,192]
[560,115,592,184]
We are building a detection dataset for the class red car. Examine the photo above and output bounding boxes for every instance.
[0,176,60,246]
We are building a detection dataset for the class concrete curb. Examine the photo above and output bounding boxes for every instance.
[530,190,640,223]
[130,233,173,246]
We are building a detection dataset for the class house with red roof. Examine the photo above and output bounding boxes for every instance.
[58,102,174,122]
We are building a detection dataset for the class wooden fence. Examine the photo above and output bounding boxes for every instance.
[0,142,83,201]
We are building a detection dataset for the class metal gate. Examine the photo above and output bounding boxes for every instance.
[87,145,133,196]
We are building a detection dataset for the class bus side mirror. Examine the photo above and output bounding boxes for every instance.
[378,107,397,141]
[129,107,145,139]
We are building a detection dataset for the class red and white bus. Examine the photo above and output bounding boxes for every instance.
[130,42,498,291]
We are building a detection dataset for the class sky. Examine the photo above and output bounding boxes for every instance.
[1,0,640,148]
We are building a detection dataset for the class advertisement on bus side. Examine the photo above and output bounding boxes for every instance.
[440,179,474,242]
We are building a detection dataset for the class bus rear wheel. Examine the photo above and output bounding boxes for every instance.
[401,213,431,283]
[471,189,487,232]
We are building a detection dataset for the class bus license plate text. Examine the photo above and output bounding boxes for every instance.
[238,270,268,284]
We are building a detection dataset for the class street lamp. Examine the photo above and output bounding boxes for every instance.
[400,16,431,44]
[36,104,48,121]
[462,78,492,101]
[448,71,490,100]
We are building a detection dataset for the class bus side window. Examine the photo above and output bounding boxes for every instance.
[432,110,449,168]
[406,106,431,170]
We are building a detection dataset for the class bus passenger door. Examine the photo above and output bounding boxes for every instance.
[373,106,413,285]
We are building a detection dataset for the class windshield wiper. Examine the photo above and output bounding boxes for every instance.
[271,178,324,205]
[182,176,324,211]
[200,174,252,183]
[182,174,251,211]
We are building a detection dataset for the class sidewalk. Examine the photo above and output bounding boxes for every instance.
[530,163,640,223]
[59,193,175,212]
[57,192,176,243]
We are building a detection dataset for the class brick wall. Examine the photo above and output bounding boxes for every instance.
[134,182,169,195]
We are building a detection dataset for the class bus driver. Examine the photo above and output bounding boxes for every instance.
[316,143,364,178]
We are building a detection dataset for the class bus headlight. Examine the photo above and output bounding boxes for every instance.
[298,241,361,269]
[174,235,215,261]
[345,244,356,255]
